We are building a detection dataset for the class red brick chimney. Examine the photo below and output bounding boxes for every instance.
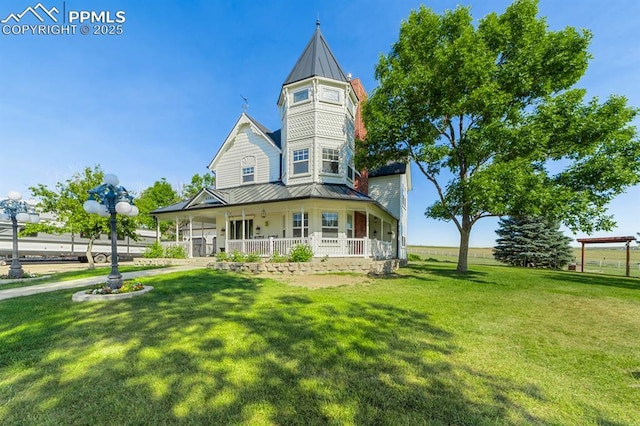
[350,77,369,195]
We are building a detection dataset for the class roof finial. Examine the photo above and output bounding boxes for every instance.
[316,14,320,28]
[240,94,249,112]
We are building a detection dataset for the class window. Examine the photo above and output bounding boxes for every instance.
[293,89,309,103]
[292,213,308,237]
[107,233,125,241]
[242,166,254,183]
[322,148,339,174]
[293,148,309,174]
[230,219,253,240]
[322,88,340,102]
[347,165,354,181]
[322,212,338,238]
[346,214,353,238]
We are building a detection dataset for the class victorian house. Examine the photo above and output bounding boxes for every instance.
[152,24,411,260]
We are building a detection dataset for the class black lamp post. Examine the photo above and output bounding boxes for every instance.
[83,174,138,289]
[0,191,40,279]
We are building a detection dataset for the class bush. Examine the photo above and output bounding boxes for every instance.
[230,250,246,262]
[289,244,313,262]
[245,252,261,262]
[143,241,164,258]
[165,245,186,259]
[216,251,229,262]
[269,252,289,263]
[407,253,422,261]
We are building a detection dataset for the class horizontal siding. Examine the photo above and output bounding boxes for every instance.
[368,175,401,219]
[215,124,280,189]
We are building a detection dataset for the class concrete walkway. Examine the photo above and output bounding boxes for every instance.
[0,265,204,301]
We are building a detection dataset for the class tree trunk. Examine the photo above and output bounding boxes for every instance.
[457,222,471,273]
[86,238,95,270]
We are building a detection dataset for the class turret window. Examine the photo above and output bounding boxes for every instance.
[293,148,309,174]
[322,148,339,174]
[322,88,340,102]
[293,89,309,103]
[292,213,308,237]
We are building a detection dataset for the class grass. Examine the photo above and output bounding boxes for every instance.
[409,245,640,277]
[0,265,166,290]
[0,263,639,424]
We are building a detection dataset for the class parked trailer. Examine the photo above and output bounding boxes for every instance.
[0,225,156,265]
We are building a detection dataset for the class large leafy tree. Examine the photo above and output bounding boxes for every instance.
[182,173,215,199]
[494,216,573,269]
[361,0,640,272]
[26,166,139,269]
[136,178,180,232]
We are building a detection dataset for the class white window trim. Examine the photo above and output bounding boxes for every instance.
[292,148,310,176]
[292,212,309,238]
[321,211,339,238]
[241,166,255,184]
[292,88,310,104]
[321,148,340,175]
[321,87,341,104]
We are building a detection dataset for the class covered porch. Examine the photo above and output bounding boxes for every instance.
[152,183,399,260]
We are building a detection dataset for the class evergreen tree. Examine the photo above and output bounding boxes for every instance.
[494,217,573,268]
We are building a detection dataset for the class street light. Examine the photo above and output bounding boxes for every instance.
[0,191,40,279]
[83,174,139,289]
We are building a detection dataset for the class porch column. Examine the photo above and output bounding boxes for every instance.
[175,217,179,243]
[241,209,246,252]
[224,211,229,253]
[155,218,160,243]
[188,215,193,258]
[365,210,370,259]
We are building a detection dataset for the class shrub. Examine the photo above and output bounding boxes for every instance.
[289,244,313,262]
[165,245,186,259]
[216,251,229,262]
[269,252,289,263]
[143,241,164,258]
[408,253,422,261]
[230,250,246,262]
[245,252,261,262]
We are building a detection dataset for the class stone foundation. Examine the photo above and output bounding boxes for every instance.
[209,258,400,275]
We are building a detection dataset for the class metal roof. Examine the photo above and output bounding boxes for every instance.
[369,162,407,178]
[151,182,396,218]
[283,24,348,86]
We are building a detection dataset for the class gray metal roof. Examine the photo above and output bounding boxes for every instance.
[151,182,395,217]
[283,25,348,86]
[369,162,407,178]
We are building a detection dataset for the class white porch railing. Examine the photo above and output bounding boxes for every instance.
[225,236,393,259]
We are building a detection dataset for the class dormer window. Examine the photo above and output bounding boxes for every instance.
[293,89,309,103]
[293,148,309,174]
[322,148,339,174]
[242,166,255,183]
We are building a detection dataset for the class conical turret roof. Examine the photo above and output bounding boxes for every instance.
[283,23,348,86]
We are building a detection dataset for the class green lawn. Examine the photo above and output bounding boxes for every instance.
[1,263,639,424]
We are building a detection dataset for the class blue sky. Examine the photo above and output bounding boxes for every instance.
[1,0,638,247]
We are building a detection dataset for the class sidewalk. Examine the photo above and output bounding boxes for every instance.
[0,265,204,301]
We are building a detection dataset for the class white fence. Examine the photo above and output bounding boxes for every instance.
[225,236,393,259]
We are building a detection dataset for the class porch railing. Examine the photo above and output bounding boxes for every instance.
[225,236,393,259]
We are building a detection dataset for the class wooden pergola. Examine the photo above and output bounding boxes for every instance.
[576,236,637,277]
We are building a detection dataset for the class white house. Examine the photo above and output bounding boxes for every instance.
[152,24,411,260]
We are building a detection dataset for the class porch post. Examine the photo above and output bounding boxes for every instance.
[188,215,193,258]
[241,209,246,253]
[175,217,179,243]
[224,211,229,253]
[365,211,370,258]
[155,218,160,243]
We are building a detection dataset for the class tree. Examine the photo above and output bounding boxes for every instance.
[182,173,215,199]
[26,166,139,269]
[360,0,640,272]
[136,178,180,232]
[494,216,573,268]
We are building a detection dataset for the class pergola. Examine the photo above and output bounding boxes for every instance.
[575,236,637,277]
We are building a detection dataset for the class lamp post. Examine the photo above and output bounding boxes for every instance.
[83,174,139,289]
[0,191,40,279]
